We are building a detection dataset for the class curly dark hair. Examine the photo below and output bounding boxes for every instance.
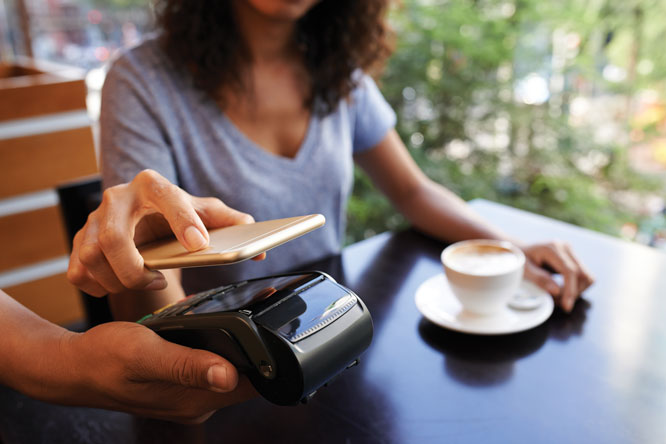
[155,0,393,114]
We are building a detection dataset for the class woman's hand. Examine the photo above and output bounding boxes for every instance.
[521,242,594,312]
[67,169,263,296]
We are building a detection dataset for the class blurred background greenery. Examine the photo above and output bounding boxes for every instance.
[4,0,665,249]
[348,0,666,249]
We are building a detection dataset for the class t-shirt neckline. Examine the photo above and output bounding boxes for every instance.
[213,107,320,170]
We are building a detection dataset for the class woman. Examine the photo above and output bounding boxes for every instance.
[69,0,593,321]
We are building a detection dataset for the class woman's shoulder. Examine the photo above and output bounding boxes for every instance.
[102,33,192,107]
[105,34,175,84]
[347,71,392,115]
[344,70,396,152]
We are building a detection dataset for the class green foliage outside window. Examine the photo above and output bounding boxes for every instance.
[347,0,666,246]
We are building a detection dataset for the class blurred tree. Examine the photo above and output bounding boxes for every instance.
[347,0,666,246]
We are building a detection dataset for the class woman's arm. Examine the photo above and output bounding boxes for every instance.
[0,290,255,423]
[355,130,507,242]
[107,269,184,321]
[354,129,594,311]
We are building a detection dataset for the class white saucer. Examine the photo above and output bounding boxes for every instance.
[414,274,554,335]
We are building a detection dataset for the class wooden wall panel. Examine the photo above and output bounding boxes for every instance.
[0,127,97,198]
[0,206,69,272]
[0,76,86,122]
[4,273,84,326]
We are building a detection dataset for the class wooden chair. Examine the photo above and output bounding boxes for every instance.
[0,57,97,326]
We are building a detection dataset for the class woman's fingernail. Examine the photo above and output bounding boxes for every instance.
[184,226,207,250]
[207,365,231,392]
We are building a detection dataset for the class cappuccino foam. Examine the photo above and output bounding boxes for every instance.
[446,245,522,275]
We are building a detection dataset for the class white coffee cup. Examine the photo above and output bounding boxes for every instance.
[441,239,525,316]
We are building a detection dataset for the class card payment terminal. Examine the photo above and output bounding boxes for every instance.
[138,271,373,405]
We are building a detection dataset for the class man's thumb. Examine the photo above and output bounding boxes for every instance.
[158,346,239,393]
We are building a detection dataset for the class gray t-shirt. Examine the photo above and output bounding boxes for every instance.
[100,37,396,293]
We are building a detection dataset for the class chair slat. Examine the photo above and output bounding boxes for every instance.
[0,127,98,198]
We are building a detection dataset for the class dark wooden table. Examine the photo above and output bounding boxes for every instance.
[2,199,666,444]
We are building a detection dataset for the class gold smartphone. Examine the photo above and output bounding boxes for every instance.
[139,214,325,269]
